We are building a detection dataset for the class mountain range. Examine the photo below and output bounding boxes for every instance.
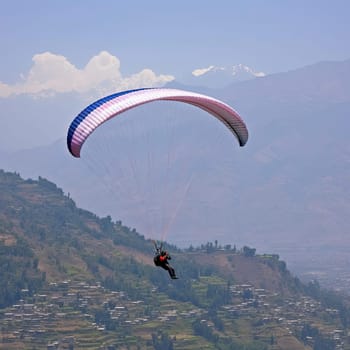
[1,58,350,286]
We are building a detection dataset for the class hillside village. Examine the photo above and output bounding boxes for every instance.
[1,276,348,350]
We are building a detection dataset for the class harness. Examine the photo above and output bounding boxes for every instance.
[153,241,162,266]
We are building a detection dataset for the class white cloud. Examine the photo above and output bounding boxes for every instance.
[0,51,175,98]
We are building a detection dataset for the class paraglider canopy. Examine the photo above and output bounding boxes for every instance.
[67,88,248,158]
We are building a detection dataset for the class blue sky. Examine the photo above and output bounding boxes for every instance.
[1,0,349,84]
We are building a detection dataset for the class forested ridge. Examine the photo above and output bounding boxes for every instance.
[1,169,350,350]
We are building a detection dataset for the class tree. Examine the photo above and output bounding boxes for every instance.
[243,246,256,257]
[151,331,173,350]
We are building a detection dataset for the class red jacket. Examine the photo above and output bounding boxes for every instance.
[159,255,167,262]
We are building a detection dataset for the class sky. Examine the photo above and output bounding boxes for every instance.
[1,0,350,86]
[0,0,349,149]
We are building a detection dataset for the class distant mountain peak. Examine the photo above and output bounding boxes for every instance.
[187,64,266,88]
[192,64,265,78]
[231,64,266,78]
[192,65,225,77]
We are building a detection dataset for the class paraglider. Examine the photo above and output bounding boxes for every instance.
[153,241,178,279]
[67,87,248,158]
[66,87,249,278]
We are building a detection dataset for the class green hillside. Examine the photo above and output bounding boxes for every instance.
[0,169,349,350]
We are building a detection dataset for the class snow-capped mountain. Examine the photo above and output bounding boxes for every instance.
[183,64,266,88]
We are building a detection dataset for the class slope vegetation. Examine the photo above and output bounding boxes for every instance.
[1,170,349,350]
